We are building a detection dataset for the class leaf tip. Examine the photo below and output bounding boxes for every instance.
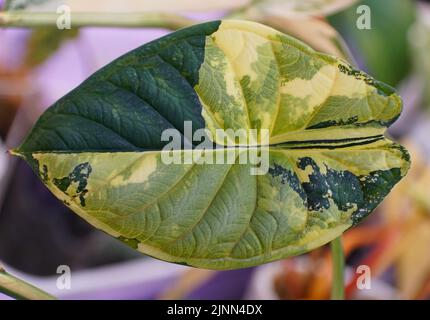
[8,148,24,158]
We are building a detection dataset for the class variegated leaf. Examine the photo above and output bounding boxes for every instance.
[14,20,410,269]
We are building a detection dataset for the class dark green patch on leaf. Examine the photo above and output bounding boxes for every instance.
[353,168,402,225]
[53,162,92,207]
[297,157,363,213]
[17,20,222,153]
[268,163,307,203]
[41,164,49,182]
[25,27,79,68]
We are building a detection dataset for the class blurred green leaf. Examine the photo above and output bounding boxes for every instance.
[329,0,416,87]
[409,5,430,110]
[25,27,79,67]
[5,0,49,10]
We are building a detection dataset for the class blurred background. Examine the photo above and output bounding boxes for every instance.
[0,0,429,300]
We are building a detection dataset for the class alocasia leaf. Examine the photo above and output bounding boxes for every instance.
[13,20,410,269]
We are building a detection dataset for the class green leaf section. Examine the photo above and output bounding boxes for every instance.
[19,21,221,152]
[25,142,407,269]
[25,27,79,67]
[5,0,48,10]
[329,0,416,87]
[15,20,410,269]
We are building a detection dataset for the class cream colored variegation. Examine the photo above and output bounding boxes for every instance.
[27,137,408,269]
[16,20,410,270]
[196,20,401,146]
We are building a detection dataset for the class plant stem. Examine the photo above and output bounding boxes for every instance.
[327,33,356,301]
[330,236,345,300]
[0,11,194,29]
[310,32,355,304]
[325,38,359,315]
[0,266,56,300]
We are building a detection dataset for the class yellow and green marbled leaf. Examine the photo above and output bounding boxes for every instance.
[14,20,410,269]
